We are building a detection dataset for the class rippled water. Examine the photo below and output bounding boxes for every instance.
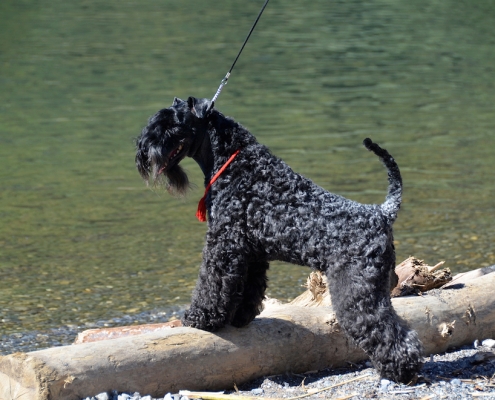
[1,0,494,336]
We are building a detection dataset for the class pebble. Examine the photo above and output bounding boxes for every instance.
[482,338,495,348]
[450,378,462,386]
[380,378,392,391]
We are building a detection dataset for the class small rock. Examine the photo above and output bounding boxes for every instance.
[380,379,391,391]
[251,388,264,395]
[474,339,480,348]
[482,339,495,348]
[164,393,174,400]
[95,394,109,400]
[365,361,372,367]
[450,378,462,386]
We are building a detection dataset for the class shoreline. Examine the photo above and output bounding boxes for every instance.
[0,307,184,356]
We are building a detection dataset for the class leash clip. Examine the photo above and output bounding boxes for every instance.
[212,72,231,103]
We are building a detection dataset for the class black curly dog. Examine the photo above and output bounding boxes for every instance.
[135,97,423,383]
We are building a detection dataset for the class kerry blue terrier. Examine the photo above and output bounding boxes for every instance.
[135,97,423,383]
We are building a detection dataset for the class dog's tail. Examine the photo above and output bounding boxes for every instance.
[363,138,402,221]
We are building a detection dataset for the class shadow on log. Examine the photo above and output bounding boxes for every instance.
[1,265,495,399]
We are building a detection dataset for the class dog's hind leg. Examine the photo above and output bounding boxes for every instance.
[325,255,423,383]
[231,258,269,328]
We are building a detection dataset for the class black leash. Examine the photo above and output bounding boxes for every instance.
[211,0,270,104]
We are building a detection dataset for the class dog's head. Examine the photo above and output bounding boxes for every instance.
[135,97,213,195]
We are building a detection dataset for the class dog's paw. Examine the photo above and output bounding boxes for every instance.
[181,308,225,332]
[375,332,423,384]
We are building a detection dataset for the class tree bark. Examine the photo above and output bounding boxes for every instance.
[1,272,495,400]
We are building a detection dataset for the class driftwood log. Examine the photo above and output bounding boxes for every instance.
[290,256,455,307]
[1,268,495,400]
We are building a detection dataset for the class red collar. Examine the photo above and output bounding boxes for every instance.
[196,149,241,222]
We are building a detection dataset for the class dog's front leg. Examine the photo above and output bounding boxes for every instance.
[181,239,249,332]
[231,258,269,328]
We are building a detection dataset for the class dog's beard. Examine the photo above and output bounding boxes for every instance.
[140,144,189,197]
[165,164,190,197]
[150,163,190,197]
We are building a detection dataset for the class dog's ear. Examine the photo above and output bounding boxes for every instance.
[187,97,213,119]
[172,97,183,106]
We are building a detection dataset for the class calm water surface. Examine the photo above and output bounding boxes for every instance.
[1,0,494,335]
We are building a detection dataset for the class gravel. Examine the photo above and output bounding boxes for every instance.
[1,310,494,399]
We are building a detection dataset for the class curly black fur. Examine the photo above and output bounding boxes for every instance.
[135,97,423,383]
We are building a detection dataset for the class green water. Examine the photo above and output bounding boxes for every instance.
[1,0,494,336]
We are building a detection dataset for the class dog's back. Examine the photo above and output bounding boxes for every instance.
[208,135,396,271]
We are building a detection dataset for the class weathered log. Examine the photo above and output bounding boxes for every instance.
[290,257,455,306]
[289,270,331,307]
[74,320,182,344]
[1,271,495,400]
[0,305,364,400]
[442,264,495,288]
[391,256,452,297]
